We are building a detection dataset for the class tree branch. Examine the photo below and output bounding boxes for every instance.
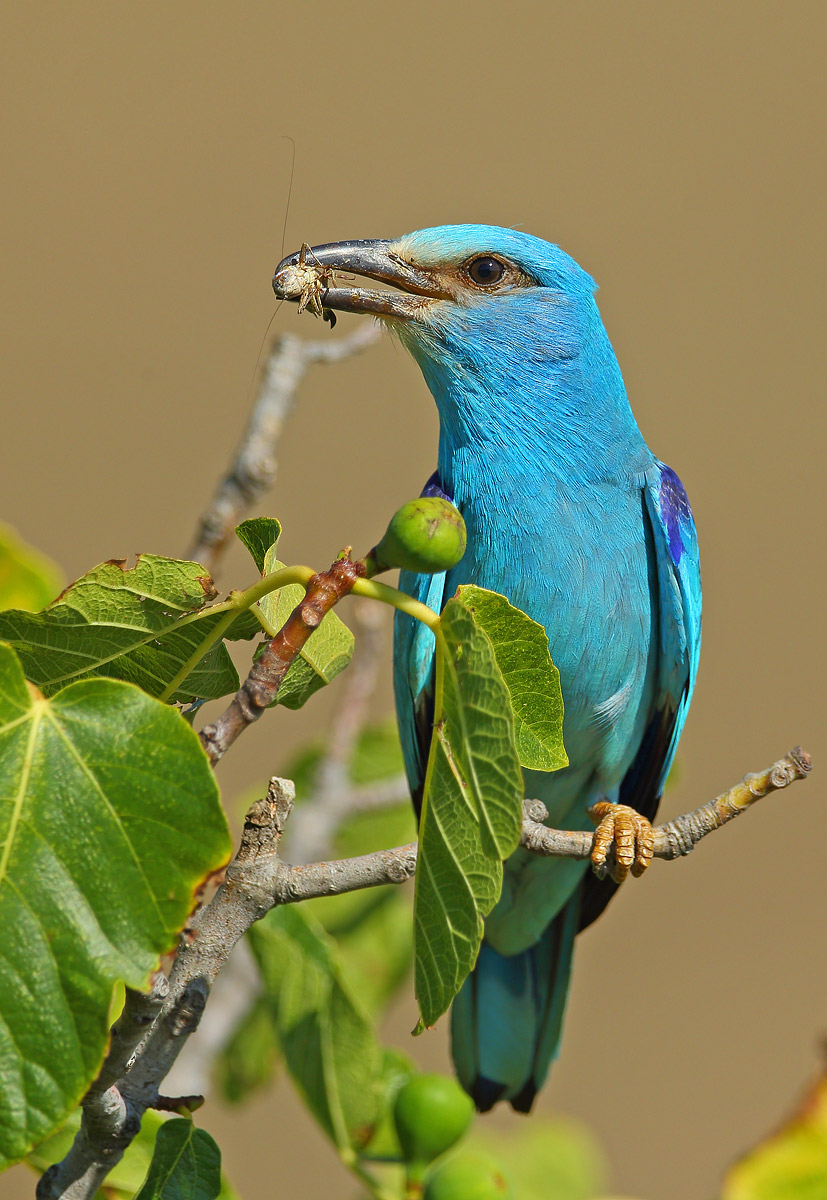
[38,749,810,1200]
[188,324,381,572]
[519,746,812,861]
[199,552,366,766]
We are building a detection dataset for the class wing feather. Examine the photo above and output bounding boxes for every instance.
[579,460,702,930]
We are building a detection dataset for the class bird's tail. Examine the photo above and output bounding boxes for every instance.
[450,893,579,1113]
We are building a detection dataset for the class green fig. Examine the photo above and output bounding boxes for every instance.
[366,498,466,576]
[393,1073,474,1171]
[423,1152,511,1199]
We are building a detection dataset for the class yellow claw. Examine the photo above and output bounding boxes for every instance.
[587,802,655,884]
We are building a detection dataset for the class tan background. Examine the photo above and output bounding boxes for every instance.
[2,3,825,1198]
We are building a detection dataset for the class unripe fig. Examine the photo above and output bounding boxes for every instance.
[423,1152,511,1199]
[393,1073,474,1169]
[366,498,466,576]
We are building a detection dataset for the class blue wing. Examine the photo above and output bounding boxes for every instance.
[579,459,702,929]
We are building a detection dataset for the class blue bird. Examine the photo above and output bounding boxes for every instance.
[273,226,702,1112]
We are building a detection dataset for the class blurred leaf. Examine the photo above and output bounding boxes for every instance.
[308,883,413,1017]
[214,995,281,1105]
[467,1116,607,1200]
[28,1111,239,1200]
[235,517,283,574]
[296,724,414,1012]
[0,554,240,703]
[258,543,354,710]
[0,643,231,1167]
[455,585,567,771]
[721,1065,827,1200]
[347,722,407,787]
[0,521,62,612]
[333,802,415,863]
[414,598,523,1028]
[359,1049,417,1163]
[248,906,384,1153]
[134,1119,222,1200]
[283,721,406,803]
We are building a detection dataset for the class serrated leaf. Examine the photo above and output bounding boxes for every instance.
[0,644,231,1167]
[0,522,63,613]
[235,517,283,574]
[249,906,384,1153]
[413,601,523,1028]
[134,1119,222,1200]
[0,555,239,703]
[28,1111,239,1200]
[455,585,567,772]
[258,544,354,710]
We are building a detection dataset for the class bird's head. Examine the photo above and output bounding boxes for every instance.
[273,225,629,466]
[273,225,598,363]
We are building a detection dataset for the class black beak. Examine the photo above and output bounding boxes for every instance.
[272,239,450,319]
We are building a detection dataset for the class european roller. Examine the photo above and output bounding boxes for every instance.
[273,226,702,1112]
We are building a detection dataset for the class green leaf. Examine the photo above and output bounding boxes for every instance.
[283,721,406,800]
[308,884,413,1018]
[248,906,384,1154]
[214,995,281,1105]
[134,1119,222,1200]
[0,555,239,703]
[467,1115,607,1200]
[721,1068,827,1200]
[0,644,231,1167]
[439,600,525,860]
[455,585,567,772]
[347,721,407,788]
[0,522,63,613]
[235,517,283,574]
[258,543,354,710]
[28,1110,239,1200]
[413,600,523,1028]
[359,1049,417,1163]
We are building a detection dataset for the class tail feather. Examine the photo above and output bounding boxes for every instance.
[451,894,579,1112]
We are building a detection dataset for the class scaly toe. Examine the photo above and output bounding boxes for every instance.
[587,802,654,885]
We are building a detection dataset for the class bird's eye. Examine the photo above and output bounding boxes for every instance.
[466,256,506,287]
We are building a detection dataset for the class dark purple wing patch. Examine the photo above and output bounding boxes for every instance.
[421,470,454,504]
[658,464,692,565]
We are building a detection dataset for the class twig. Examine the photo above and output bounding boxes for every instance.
[36,976,169,1200]
[189,324,381,572]
[199,552,366,766]
[161,938,261,1100]
[519,746,812,860]
[38,751,811,1200]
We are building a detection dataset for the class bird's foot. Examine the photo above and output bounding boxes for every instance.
[587,802,654,884]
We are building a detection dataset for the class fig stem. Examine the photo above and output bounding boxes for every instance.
[351,577,441,630]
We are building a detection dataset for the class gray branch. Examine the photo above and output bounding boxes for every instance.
[37,748,811,1200]
[189,323,381,571]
